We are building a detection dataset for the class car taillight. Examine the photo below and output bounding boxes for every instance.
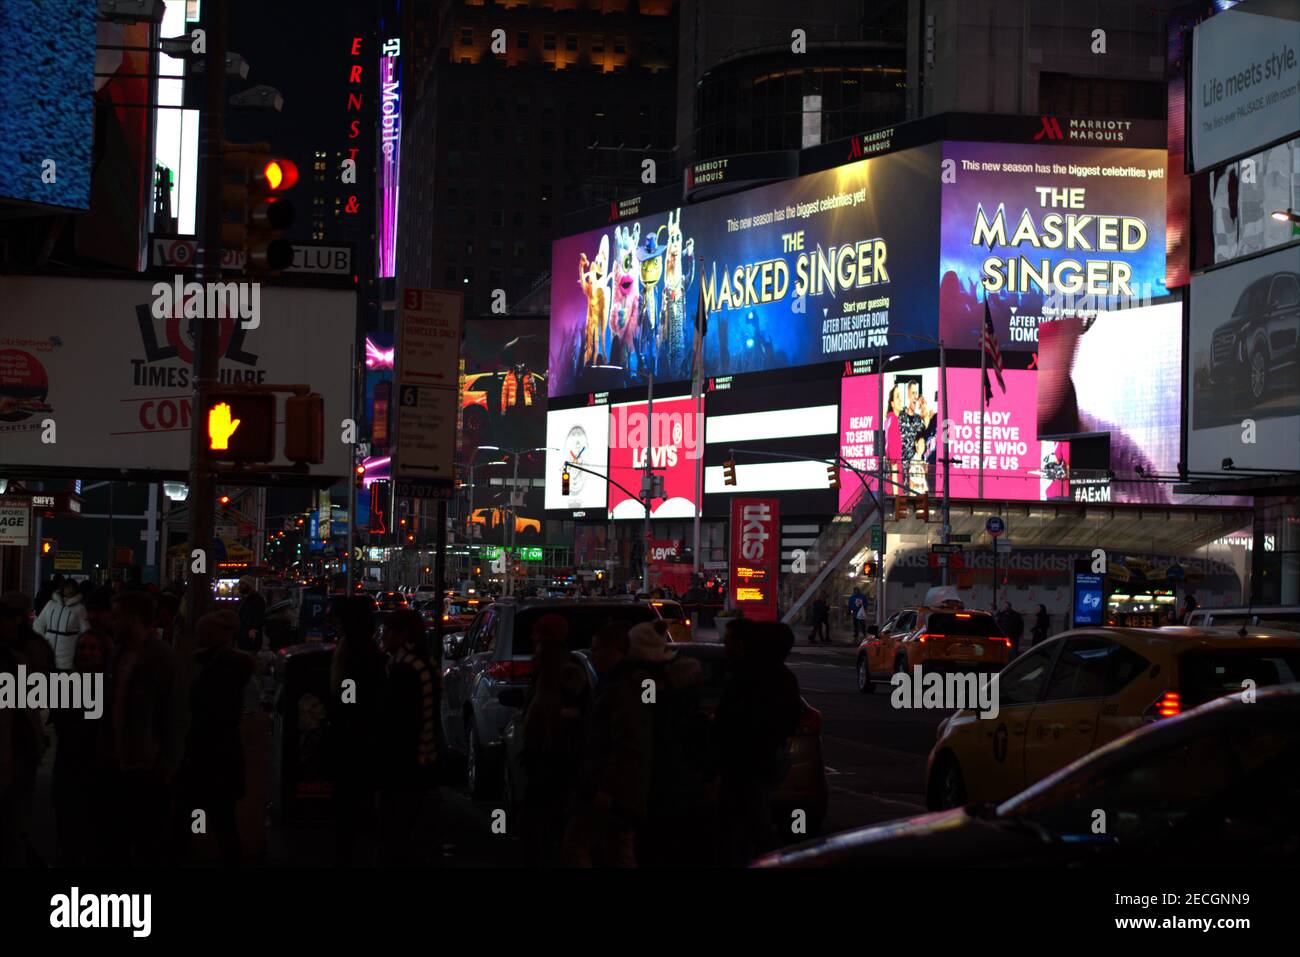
[999,637,1012,648]
[442,614,450,621]
[1145,690,1181,721]
[796,706,822,736]
[487,660,534,680]
[917,633,936,643]
[684,619,691,628]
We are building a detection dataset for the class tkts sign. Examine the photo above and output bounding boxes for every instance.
[729,497,780,622]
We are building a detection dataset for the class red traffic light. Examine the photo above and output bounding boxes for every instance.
[261,159,298,191]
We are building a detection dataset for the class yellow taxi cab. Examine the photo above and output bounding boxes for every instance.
[856,603,1011,693]
[925,625,1300,810]
[651,599,693,643]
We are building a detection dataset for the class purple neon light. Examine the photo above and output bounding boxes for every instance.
[365,336,394,369]
[378,50,401,278]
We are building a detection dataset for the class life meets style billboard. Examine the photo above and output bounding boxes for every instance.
[939,141,1168,351]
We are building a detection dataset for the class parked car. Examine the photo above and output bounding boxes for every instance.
[925,625,1300,810]
[440,597,658,797]
[857,605,1011,693]
[1184,605,1300,631]
[498,641,827,839]
[1207,269,1300,405]
[756,683,1300,868]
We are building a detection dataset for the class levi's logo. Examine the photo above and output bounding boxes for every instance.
[1033,116,1064,141]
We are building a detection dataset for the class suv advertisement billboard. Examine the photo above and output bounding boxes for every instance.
[1188,244,1300,473]
[939,141,1168,351]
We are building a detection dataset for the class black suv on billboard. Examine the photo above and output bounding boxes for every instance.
[1208,270,1300,407]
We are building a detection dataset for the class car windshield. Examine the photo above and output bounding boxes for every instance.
[1178,649,1300,708]
[925,612,1001,636]
[512,604,657,657]
[1233,276,1271,317]
[655,603,684,620]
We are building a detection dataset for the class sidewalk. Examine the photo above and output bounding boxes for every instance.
[693,622,861,658]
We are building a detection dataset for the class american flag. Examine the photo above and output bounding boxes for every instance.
[981,296,1006,403]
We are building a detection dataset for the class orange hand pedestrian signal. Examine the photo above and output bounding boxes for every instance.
[209,402,241,451]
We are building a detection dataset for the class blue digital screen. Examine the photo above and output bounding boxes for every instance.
[0,1,96,210]
[1073,572,1106,626]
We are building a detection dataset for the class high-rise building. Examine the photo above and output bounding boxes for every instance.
[395,0,679,315]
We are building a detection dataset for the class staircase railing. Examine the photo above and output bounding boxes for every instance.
[780,473,880,624]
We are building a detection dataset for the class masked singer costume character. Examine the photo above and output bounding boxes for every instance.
[660,208,695,380]
[579,235,611,367]
[501,363,536,413]
[609,222,642,377]
[636,230,667,379]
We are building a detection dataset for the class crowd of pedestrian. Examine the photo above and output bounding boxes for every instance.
[510,614,803,868]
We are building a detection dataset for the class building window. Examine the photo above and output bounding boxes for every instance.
[490,210,504,228]
[543,33,556,51]
[489,240,502,258]
[591,35,604,54]
[513,211,526,227]
[460,28,473,47]
[565,33,578,51]
[444,265,457,284]
[613,37,626,54]
[489,268,503,285]
[517,32,529,49]
[463,267,475,284]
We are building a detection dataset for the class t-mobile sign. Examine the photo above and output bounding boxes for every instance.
[607,395,702,520]
[729,497,780,621]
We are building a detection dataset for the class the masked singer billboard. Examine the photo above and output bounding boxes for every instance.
[550,207,701,395]
[550,144,940,397]
[938,141,1168,350]
[693,143,940,380]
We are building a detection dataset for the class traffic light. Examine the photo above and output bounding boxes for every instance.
[218,494,231,506]
[893,496,909,521]
[915,495,929,522]
[206,391,275,462]
[222,142,296,272]
[561,468,570,495]
[826,463,839,489]
[41,538,55,556]
[723,458,737,486]
[284,393,325,464]
[862,561,875,577]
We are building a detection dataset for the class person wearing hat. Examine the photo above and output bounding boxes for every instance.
[636,229,667,378]
[235,576,266,653]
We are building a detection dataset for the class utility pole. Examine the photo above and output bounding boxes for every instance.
[939,340,951,588]
[875,347,886,630]
[505,451,520,596]
[346,345,358,594]
[643,362,654,595]
[186,0,228,628]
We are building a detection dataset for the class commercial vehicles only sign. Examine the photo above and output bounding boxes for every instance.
[394,288,463,493]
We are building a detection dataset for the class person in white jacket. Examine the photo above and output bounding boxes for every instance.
[33,581,88,671]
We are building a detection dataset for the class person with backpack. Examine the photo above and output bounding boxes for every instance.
[848,587,866,638]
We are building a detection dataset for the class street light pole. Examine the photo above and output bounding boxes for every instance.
[506,451,520,596]
[939,340,951,588]
[876,347,886,630]
[186,1,228,629]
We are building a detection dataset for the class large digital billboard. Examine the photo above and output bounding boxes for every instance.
[939,141,1168,350]
[0,276,355,479]
[550,207,702,396]
[459,318,547,461]
[543,405,610,512]
[549,145,940,397]
[0,1,95,210]
[692,144,940,378]
[607,395,701,520]
[838,367,1068,506]
[1188,244,1300,474]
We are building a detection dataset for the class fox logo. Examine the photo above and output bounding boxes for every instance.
[1033,116,1064,141]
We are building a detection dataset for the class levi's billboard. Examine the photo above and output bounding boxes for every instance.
[0,276,354,478]
[607,395,702,520]
[729,497,780,621]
